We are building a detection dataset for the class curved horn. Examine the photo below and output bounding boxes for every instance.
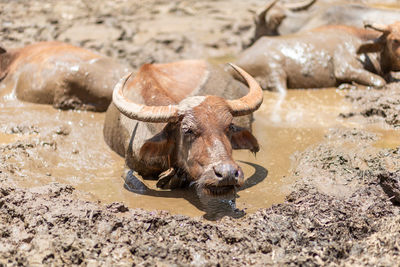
[364,22,390,33]
[259,0,279,20]
[227,63,263,117]
[112,73,180,123]
[283,0,316,11]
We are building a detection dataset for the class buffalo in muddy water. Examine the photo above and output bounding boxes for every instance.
[254,0,400,41]
[235,22,400,92]
[103,60,262,196]
[0,41,130,111]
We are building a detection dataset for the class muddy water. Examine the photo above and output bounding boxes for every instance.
[374,128,400,148]
[234,89,352,212]
[370,3,400,9]
[0,133,24,144]
[1,87,399,218]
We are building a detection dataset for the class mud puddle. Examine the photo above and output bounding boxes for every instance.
[0,133,25,145]
[5,87,399,218]
[235,89,355,212]
[370,2,400,9]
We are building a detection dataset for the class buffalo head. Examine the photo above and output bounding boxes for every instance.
[254,0,316,39]
[0,46,10,81]
[358,21,400,72]
[112,64,263,196]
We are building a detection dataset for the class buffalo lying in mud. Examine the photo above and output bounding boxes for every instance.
[235,22,400,92]
[0,41,129,111]
[104,60,262,196]
[254,0,400,41]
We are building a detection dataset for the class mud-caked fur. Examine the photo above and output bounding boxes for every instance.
[236,23,400,92]
[254,0,400,40]
[0,41,130,111]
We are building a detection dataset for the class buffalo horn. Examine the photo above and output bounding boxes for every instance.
[113,64,263,122]
[283,0,316,11]
[260,0,279,18]
[112,73,180,123]
[364,22,390,33]
[226,63,263,117]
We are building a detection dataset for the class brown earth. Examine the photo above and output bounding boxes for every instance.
[341,82,400,128]
[1,0,400,266]
[0,0,260,70]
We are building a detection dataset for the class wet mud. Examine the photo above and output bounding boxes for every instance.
[0,0,260,70]
[1,0,400,265]
[341,82,400,128]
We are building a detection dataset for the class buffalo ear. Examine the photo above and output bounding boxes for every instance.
[139,128,174,163]
[230,125,260,153]
[357,42,384,54]
[0,47,8,81]
[357,35,386,54]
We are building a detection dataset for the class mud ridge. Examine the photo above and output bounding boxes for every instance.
[342,83,400,128]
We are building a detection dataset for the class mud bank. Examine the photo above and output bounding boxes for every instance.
[342,83,400,128]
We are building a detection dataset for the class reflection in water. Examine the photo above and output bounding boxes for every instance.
[124,170,244,221]
[124,161,268,220]
[200,198,245,221]
[2,85,400,218]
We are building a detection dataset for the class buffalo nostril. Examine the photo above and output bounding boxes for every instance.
[213,166,223,178]
[215,171,223,178]
[214,164,240,182]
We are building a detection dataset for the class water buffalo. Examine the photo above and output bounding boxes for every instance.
[103,60,262,196]
[0,41,130,111]
[235,22,400,92]
[358,22,400,76]
[254,0,400,41]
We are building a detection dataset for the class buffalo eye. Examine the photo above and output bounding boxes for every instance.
[228,123,238,132]
[225,123,236,135]
[182,127,195,136]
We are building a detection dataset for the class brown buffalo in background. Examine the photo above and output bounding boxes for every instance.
[254,0,400,41]
[235,22,400,92]
[0,41,130,111]
[104,60,263,196]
